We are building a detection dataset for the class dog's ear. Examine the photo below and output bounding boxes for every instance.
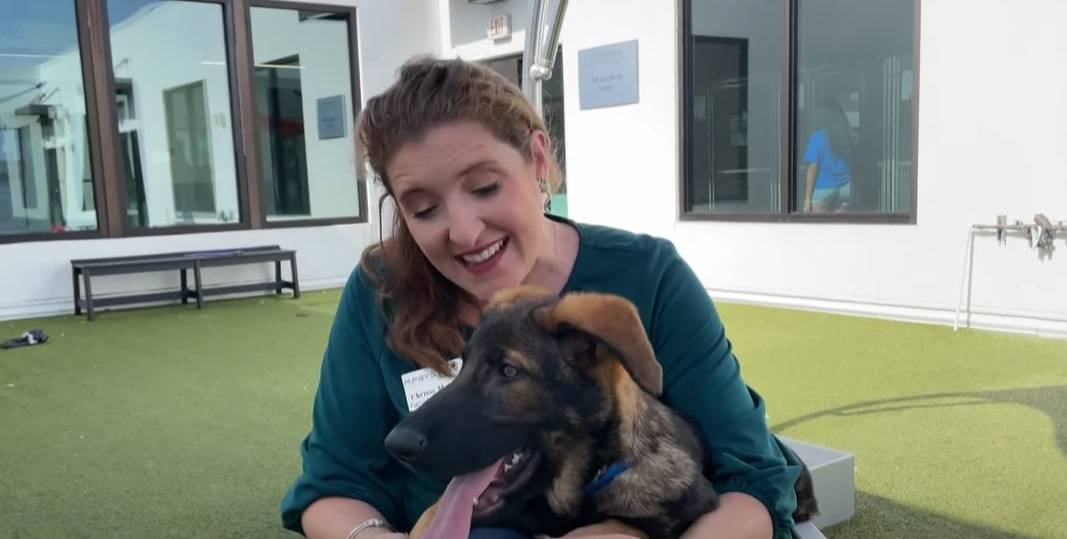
[534,292,663,396]
[488,285,554,312]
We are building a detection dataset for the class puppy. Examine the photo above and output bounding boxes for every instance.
[387,287,815,538]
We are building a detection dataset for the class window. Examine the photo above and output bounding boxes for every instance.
[249,6,362,222]
[0,0,363,244]
[794,0,915,215]
[107,0,241,228]
[0,0,97,236]
[684,0,917,222]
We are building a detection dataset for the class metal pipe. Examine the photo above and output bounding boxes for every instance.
[522,0,568,119]
[953,216,1066,331]
[521,0,544,107]
[953,227,977,331]
[534,0,568,80]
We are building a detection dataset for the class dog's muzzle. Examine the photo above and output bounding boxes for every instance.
[384,425,429,463]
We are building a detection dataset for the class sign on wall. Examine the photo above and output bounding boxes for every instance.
[487,14,511,41]
[578,40,639,110]
[317,95,346,139]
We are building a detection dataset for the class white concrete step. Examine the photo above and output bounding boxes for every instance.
[781,436,856,533]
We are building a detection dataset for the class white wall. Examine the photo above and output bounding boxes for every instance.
[0,0,443,320]
[448,0,527,53]
[556,0,1067,336]
[444,0,526,61]
[6,0,1067,339]
[557,0,680,242]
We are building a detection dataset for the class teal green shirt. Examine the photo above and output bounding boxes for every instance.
[281,219,803,538]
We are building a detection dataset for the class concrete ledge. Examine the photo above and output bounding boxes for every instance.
[781,436,855,531]
[793,521,826,539]
[709,287,1067,339]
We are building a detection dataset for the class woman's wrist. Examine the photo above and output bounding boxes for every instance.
[358,529,406,539]
[301,498,402,539]
[347,518,404,539]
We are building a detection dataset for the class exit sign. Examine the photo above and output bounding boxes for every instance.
[487,14,511,41]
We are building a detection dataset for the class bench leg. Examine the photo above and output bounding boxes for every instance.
[181,269,189,305]
[84,268,96,321]
[290,254,301,299]
[275,261,282,295]
[73,268,82,316]
[194,262,204,309]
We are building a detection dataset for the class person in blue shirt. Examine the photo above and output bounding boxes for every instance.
[802,99,854,213]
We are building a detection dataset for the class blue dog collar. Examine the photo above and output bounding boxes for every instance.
[583,461,631,497]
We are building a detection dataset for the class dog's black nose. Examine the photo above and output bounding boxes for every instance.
[384,425,428,462]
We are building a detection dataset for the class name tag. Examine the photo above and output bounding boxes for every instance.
[401,358,463,412]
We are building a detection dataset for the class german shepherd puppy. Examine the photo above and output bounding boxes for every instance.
[385,287,816,539]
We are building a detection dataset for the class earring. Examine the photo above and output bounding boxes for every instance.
[538,177,551,212]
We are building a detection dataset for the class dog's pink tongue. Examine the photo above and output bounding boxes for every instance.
[421,458,502,539]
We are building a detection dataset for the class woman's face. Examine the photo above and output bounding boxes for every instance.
[386,120,549,303]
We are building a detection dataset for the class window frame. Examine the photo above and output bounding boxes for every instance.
[0,0,109,243]
[678,0,921,224]
[242,0,366,229]
[98,0,252,237]
[0,0,366,245]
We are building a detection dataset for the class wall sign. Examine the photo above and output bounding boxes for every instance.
[487,14,511,41]
[317,95,346,140]
[578,40,639,110]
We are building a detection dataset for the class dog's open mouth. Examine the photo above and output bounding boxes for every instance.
[471,447,541,518]
[421,447,542,537]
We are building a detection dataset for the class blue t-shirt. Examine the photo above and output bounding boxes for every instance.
[803,130,851,190]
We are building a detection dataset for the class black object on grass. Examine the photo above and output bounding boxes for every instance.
[1,329,49,350]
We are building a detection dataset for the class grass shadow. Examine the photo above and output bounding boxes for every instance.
[773,385,1067,458]
[824,491,1037,538]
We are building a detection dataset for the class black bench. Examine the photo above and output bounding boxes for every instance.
[71,245,300,321]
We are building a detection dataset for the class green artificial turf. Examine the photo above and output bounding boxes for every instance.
[0,292,1064,538]
[0,293,335,538]
[722,304,1067,538]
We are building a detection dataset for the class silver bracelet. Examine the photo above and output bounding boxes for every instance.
[346,518,393,539]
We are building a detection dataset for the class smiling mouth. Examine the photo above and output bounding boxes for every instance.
[457,237,508,267]
[472,447,542,519]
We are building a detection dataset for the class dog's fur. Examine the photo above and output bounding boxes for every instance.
[387,287,816,538]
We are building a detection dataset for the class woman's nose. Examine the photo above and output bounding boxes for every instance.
[448,211,485,248]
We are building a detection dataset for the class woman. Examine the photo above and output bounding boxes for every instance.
[802,99,854,213]
[280,57,804,539]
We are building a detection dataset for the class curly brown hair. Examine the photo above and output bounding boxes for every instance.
[357,56,562,373]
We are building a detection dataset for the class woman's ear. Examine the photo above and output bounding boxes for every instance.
[528,129,550,180]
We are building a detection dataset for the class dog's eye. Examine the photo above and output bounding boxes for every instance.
[500,364,520,379]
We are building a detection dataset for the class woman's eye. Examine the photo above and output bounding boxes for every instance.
[500,364,519,379]
[473,182,500,196]
[412,206,437,219]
